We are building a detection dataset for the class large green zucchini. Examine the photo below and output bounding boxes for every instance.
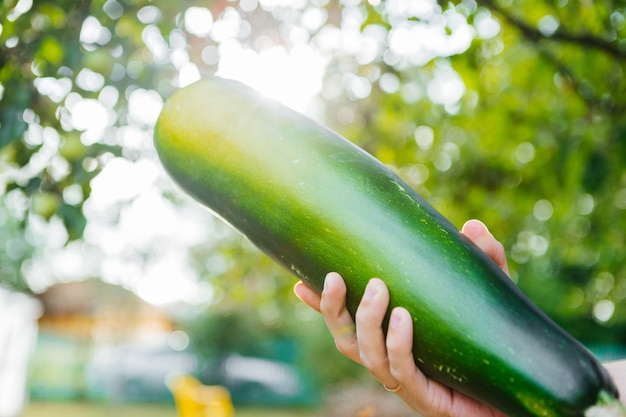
[154,77,620,417]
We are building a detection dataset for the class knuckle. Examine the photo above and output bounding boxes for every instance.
[334,339,353,357]
[388,364,405,382]
[354,305,375,326]
[385,343,401,360]
[359,353,386,375]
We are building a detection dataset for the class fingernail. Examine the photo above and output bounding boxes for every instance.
[389,309,402,329]
[323,272,337,294]
[323,274,331,294]
[363,280,378,301]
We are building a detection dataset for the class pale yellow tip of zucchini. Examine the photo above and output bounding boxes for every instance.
[585,391,626,417]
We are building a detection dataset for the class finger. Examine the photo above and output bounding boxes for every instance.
[385,307,447,412]
[355,278,397,388]
[319,272,361,363]
[385,307,431,409]
[386,307,469,415]
[461,219,509,276]
[387,308,509,417]
[293,281,321,313]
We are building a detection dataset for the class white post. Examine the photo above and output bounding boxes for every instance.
[0,287,43,417]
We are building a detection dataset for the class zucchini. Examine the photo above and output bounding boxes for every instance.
[154,77,621,417]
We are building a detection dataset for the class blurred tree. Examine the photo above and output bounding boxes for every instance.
[339,0,626,344]
[1,0,625,353]
[0,201,33,292]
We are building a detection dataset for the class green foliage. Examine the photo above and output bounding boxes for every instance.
[184,308,279,360]
[0,200,33,292]
[183,302,368,387]
[1,0,626,374]
[0,0,179,275]
[327,0,626,344]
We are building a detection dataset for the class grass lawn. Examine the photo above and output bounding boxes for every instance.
[22,401,319,417]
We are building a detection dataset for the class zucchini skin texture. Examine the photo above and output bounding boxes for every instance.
[154,77,618,417]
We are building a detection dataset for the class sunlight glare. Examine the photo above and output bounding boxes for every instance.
[184,7,214,38]
[33,77,72,103]
[216,42,326,113]
[80,16,111,46]
[426,67,465,106]
[83,157,219,305]
[178,62,201,88]
[68,98,111,132]
[474,9,501,39]
[136,253,212,305]
[593,299,615,323]
[127,88,163,126]
[8,0,33,22]
[76,68,105,92]
[88,158,158,206]
[385,0,438,21]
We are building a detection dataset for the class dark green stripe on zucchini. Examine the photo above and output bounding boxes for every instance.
[154,77,620,417]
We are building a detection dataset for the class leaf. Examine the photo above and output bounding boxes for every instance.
[59,203,87,241]
[0,108,28,149]
[38,36,64,66]
[583,151,610,192]
[0,83,33,149]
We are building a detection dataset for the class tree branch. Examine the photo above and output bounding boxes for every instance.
[536,45,625,114]
[477,0,626,61]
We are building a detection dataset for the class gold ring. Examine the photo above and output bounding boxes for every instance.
[336,324,356,336]
[384,383,401,393]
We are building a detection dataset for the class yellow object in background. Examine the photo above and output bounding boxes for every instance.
[168,374,234,417]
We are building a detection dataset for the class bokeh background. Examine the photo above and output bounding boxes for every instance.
[1,0,625,416]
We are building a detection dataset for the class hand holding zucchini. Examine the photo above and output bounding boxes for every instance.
[154,76,623,417]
